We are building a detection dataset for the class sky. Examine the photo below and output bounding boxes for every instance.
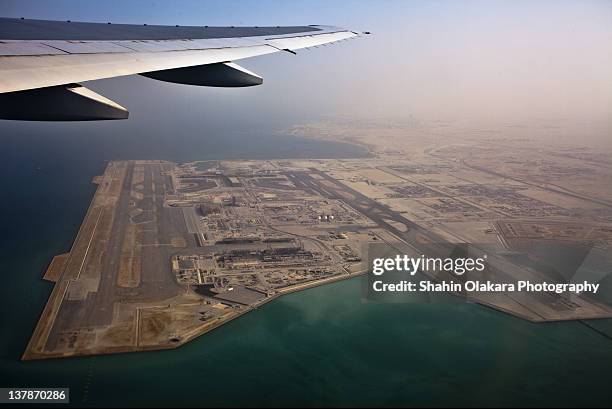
[0,0,611,134]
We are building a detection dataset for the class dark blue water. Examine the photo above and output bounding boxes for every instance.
[0,121,611,407]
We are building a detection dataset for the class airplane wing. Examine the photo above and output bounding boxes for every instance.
[0,17,360,120]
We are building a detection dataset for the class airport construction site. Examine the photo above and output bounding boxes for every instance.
[23,160,376,359]
[24,154,612,359]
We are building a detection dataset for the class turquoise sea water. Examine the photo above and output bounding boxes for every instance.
[0,125,610,407]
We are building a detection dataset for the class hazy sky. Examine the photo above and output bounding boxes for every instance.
[0,0,611,128]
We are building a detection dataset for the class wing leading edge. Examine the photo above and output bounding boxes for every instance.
[0,18,360,121]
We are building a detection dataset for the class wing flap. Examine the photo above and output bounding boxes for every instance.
[0,41,67,56]
[267,30,357,51]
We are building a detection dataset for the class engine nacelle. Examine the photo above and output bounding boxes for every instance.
[141,62,263,87]
[0,84,128,121]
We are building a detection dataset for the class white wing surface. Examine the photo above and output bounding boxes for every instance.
[0,18,359,120]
